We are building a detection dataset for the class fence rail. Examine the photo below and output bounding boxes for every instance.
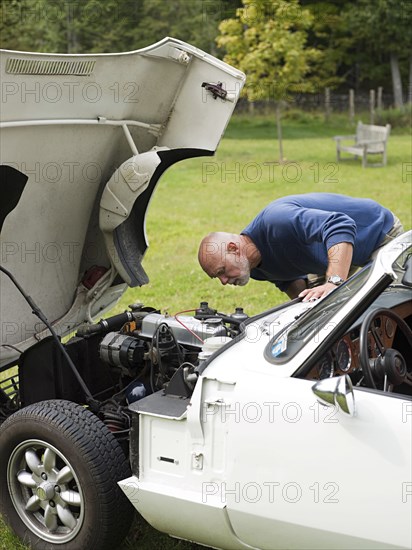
[234,90,396,116]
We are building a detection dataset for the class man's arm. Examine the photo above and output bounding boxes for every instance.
[299,242,353,301]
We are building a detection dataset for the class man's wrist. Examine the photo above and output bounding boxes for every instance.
[326,274,345,286]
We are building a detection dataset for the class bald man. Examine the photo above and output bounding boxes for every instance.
[198,193,403,302]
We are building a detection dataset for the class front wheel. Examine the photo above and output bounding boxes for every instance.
[0,400,134,550]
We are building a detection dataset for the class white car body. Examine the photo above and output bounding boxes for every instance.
[120,233,412,550]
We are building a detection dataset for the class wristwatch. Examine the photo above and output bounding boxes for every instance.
[327,275,345,286]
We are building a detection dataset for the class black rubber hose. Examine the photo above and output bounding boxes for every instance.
[0,265,99,411]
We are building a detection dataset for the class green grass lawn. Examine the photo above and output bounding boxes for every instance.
[1,112,411,549]
[0,514,204,550]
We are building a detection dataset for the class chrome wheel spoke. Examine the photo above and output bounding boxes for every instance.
[17,470,37,488]
[25,495,41,512]
[60,490,81,507]
[44,505,58,532]
[356,376,364,387]
[43,448,56,473]
[371,324,385,355]
[25,449,41,475]
[56,503,77,530]
[56,465,73,485]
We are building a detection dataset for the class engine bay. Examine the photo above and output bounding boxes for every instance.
[0,301,247,437]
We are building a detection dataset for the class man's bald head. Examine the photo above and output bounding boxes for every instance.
[198,232,241,272]
[198,232,260,286]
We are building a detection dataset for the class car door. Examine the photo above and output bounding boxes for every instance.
[224,373,411,550]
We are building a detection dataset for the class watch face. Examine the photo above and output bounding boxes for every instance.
[329,275,344,285]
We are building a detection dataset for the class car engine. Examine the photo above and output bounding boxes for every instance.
[3,301,248,440]
[97,302,245,398]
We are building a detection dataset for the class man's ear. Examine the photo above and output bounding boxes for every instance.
[227,241,239,253]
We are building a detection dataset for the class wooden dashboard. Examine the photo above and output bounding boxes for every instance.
[308,302,412,381]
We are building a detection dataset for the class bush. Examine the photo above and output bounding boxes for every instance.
[377,106,412,130]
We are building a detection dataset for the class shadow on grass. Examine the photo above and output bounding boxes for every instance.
[0,513,210,550]
[120,515,212,550]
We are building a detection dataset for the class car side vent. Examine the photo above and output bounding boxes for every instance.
[5,58,96,76]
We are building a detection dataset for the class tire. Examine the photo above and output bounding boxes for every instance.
[0,400,134,550]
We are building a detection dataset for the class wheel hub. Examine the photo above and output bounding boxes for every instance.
[36,481,55,501]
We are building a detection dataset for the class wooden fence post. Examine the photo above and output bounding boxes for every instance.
[349,89,355,125]
[370,89,375,124]
[325,87,331,122]
[377,87,383,123]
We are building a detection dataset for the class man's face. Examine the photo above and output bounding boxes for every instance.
[204,246,251,286]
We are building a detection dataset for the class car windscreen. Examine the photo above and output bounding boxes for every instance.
[266,265,372,362]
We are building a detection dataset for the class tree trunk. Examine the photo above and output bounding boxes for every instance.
[408,53,412,104]
[276,103,284,163]
[390,52,403,109]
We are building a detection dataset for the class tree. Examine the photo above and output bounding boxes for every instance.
[130,0,241,55]
[217,0,322,161]
[301,0,353,89]
[0,0,241,55]
[0,0,129,53]
[342,0,412,109]
[0,0,47,51]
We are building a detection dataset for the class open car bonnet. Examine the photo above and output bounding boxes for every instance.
[0,38,245,366]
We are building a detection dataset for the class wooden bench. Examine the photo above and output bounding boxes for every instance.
[334,121,391,167]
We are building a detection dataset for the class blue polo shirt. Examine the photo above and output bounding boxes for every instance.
[241,193,394,291]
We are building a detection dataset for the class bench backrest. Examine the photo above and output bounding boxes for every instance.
[356,121,391,152]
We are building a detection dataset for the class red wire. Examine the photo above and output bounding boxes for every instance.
[173,309,205,344]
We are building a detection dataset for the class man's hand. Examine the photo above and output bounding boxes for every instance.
[299,282,337,302]
[299,242,354,302]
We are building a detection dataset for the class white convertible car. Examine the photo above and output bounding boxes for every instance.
[0,39,411,550]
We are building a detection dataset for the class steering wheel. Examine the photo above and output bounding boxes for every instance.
[359,308,412,391]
